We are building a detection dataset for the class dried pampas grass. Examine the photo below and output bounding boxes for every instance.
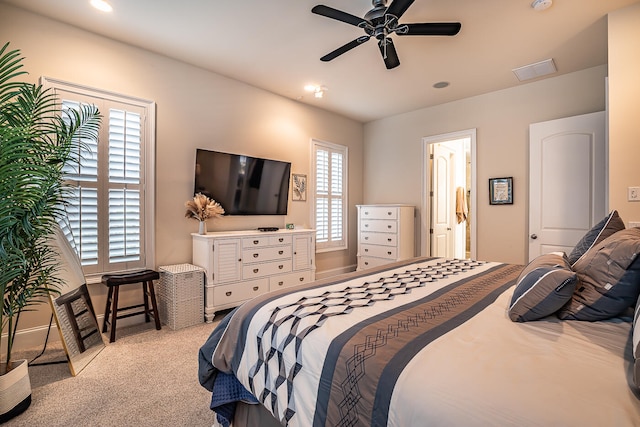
[185,193,224,221]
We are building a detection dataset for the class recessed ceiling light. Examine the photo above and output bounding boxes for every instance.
[433,81,450,89]
[90,0,113,12]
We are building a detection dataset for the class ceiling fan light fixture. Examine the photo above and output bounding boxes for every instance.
[531,0,553,11]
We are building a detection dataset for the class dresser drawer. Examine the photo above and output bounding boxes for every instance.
[359,206,398,220]
[360,219,398,233]
[360,244,397,259]
[269,234,292,246]
[357,256,392,270]
[269,271,312,291]
[243,260,292,279]
[243,246,292,263]
[243,236,270,248]
[213,279,267,305]
[360,232,397,246]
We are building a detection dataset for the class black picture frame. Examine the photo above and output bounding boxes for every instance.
[489,177,513,205]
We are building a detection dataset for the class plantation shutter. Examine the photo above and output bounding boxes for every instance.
[56,89,149,275]
[313,140,347,251]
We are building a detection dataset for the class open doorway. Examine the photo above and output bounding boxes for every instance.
[422,129,476,259]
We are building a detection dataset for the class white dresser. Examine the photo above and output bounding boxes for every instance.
[192,229,315,321]
[357,204,415,270]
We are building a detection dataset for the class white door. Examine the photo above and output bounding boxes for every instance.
[528,111,606,261]
[431,144,455,258]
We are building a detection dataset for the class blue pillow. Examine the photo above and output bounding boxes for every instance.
[508,253,577,322]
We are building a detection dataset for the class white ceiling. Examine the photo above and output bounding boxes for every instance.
[4,0,639,122]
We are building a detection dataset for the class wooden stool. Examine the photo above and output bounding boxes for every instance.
[101,269,161,343]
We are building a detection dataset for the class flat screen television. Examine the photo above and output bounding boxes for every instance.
[194,149,291,215]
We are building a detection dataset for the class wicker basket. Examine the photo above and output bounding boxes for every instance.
[157,264,204,330]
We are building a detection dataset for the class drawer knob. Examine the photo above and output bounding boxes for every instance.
[279,238,284,242]
[364,236,369,240]
[253,268,259,273]
[278,281,284,286]
[387,212,392,215]
[365,211,369,215]
[279,250,284,255]
[387,238,392,242]
[253,240,259,245]
[365,262,369,265]
[253,286,259,291]
[278,265,284,269]
[299,277,304,282]
[238,258,242,262]
[365,224,369,227]
[226,291,232,297]
[253,253,259,258]
[387,225,392,229]
[364,248,369,252]
[387,251,392,255]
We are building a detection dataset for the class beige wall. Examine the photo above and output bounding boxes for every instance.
[363,66,607,265]
[0,4,363,341]
[608,3,640,226]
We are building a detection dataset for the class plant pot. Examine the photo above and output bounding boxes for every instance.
[0,359,32,423]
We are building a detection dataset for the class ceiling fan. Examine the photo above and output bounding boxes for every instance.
[312,0,461,69]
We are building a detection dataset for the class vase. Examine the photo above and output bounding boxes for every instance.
[0,359,32,423]
[198,220,207,235]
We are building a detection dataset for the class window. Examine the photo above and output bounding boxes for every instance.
[312,139,347,251]
[42,78,155,279]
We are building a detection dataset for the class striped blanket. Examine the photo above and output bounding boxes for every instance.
[199,258,522,426]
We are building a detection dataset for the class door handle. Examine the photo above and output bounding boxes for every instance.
[530,234,538,240]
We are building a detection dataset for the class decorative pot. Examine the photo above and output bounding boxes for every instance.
[0,359,32,423]
[198,220,207,235]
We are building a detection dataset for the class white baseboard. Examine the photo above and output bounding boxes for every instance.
[3,314,145,354]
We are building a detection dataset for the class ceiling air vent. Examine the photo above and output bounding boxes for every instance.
[512,58,557,82]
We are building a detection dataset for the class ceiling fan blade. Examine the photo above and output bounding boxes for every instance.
[312,5,368,27]
[398,22,462,36]
[385,0,415,20]
[321,36,371,62]
[378,38,400,70]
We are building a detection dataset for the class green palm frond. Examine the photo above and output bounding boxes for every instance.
[0,42,101,373]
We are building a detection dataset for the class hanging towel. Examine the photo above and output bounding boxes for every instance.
[456,186,468,224]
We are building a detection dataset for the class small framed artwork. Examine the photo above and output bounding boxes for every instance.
[292,173,307,202]
[489,177,513,205]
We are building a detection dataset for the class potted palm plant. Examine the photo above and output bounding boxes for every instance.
[0,42,101,422]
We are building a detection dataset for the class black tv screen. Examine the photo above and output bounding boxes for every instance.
[194,149,291,215]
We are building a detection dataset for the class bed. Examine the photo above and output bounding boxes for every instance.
[198,212,640,427]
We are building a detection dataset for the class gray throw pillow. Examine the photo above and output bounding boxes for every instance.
[558,228,640,321]
[508,252,577,322]
[567,210,625,266]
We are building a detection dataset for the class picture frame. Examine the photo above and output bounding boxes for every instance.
[292,173,307,202]
[489,177,513,205]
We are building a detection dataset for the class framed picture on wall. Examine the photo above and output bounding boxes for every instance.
[292,173,307,202]
[489,177,513,205]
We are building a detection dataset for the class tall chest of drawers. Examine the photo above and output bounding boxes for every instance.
[357,204,415,270]
[192,229,315,321]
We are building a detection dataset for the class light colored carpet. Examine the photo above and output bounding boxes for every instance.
[6,314,229,427]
